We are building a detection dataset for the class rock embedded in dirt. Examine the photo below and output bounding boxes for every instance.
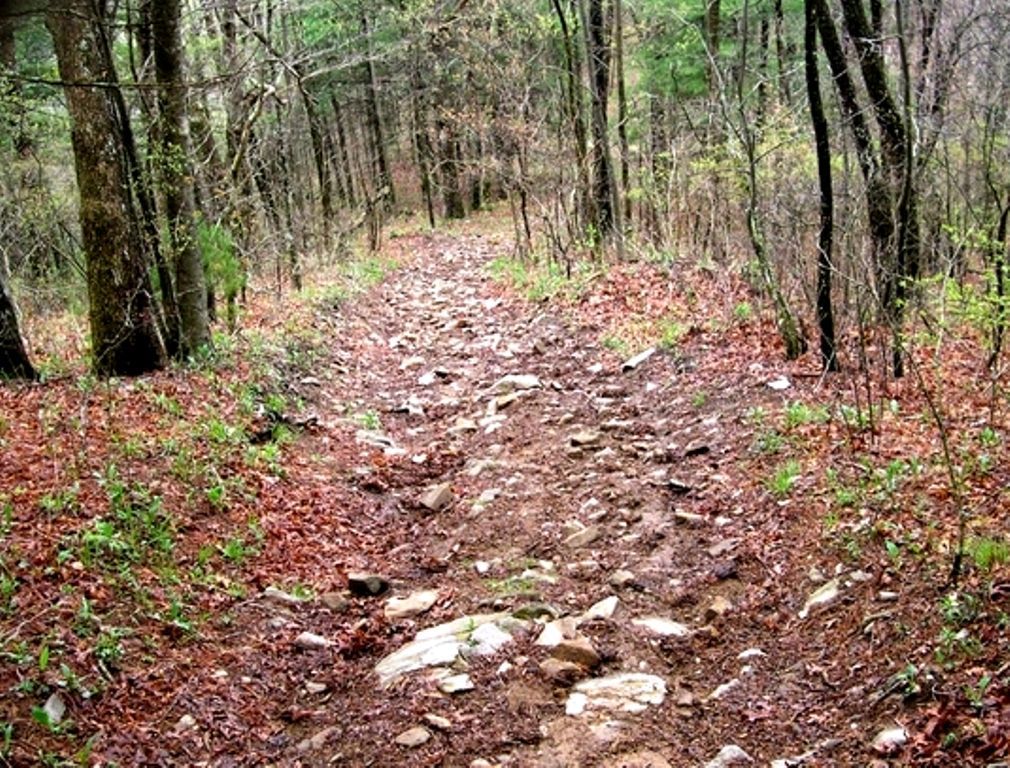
[436,673,475,693]
[536,617,580,647]
[43,692,66,725]
[294,631,333,650]
[551,636,601,668]
[570,430,602,447]
[565,673,667,716]
[674,511,707,526]
[707,678,740,701]
[319,592,350,612]
[712,560,738,580]
[582,595,620,622]
[424,713,453,731]
[347,572,391,597]
[609,569,637,589]
[702,744,753,767]
[632,616,692,638]
[606,750,672,768]
[564,524,602,549]
[621,347,657,372]
[491,373,542,394]
[419,482,454,512]
[540,657,586,684]
[384,589,439,620]
[394,726,432,748]
[262,586,304,606]
[798,578,841,619]
[870,726,907,754]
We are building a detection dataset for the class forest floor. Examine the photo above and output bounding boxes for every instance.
[3,217,1010,767]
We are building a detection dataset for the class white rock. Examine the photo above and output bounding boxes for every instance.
[766,376,791,391]
[871,726,907,754]
[565,673,667,716]
[703,744,753,767]
[424,713,453,731]
[491,374,542,394]
[294,631,332,650]
[582,596,620,622]
[437,673,475,693]
[395,726,432,747]
[622,347,657,372]
[632,616,691,638]
[798,578,841,619]
[737,648,766,661]
[474,560,492,574]
[384,590,439,620]
[42,692,66,725]
[468,622,514,656]
[708,678,741,700]
[175,713,197,732]
[536,617,579,647]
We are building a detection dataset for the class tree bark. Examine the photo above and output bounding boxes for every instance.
[152,0,211,357]
[582,0,617,242]
[0,268,35,380]
[362,12,394,207]
[48,0,166,377]
[805,0,837,371]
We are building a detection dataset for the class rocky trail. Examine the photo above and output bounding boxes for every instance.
[176,231,913,767]
[4,229,1001,767]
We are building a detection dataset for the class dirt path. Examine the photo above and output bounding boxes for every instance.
[207,231,901,767]
[69,230,940,766]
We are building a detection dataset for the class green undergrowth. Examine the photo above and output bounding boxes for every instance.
[487,252,601,303]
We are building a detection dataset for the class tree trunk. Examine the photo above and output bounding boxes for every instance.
[582,0,617,242]
[152,0,211,357]
[48,0,165,377]
[362,12,394,207]
[614,0,631,229]
[0,269,35,380]
[805,0,837,371]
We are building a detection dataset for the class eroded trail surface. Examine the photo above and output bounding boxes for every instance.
[196,230,902,768]
[87,232,921,766]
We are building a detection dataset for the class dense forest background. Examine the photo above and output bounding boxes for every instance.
[1,0,1010,379]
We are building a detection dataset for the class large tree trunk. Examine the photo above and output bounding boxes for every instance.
[0,269,35,380]
[362,12,394,207]
[48,0,166,377]
[805,0,837,371]
[152,0,211,357]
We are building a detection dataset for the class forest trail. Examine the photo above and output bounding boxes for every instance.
[2,229,973,766]
[195,229,900,767]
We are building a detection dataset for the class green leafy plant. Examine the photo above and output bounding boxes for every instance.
[965,536,1010,573]
[783,400,830,429]
[767,460,801,498]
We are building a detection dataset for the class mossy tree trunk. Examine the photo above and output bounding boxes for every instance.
[48,0,166,377]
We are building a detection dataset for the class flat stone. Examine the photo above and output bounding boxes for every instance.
[263,586,304,606]
[175,713,197,732]
[703,744,754,767]
[582,595,620,622]
[536,617,580,647]
[551,636,601,668]
[437,673,475,693]
[565,525,602,548]
[871,726,907,754]
[319,592,350,612]
[394,726,432,747]
[570,430,602,447]
[565,673,667,716]
[423,713,453,731]
[622,347,657,372]
[448,417,479,435]
[305,681,328,694]
[385,590,439,620]
[609,570,637,588]
[708,678,740,700]
[43,693,66,725]
[491,374,542,394]
[348,572,390,597]
[294,631,332,650]
[737,648,766,660]
[632,616,691,638]
[419,482,454,512]
[467,622,515,657]
[799,578,841,619]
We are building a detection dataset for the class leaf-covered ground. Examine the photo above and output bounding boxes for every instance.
[2,220,1010,766]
